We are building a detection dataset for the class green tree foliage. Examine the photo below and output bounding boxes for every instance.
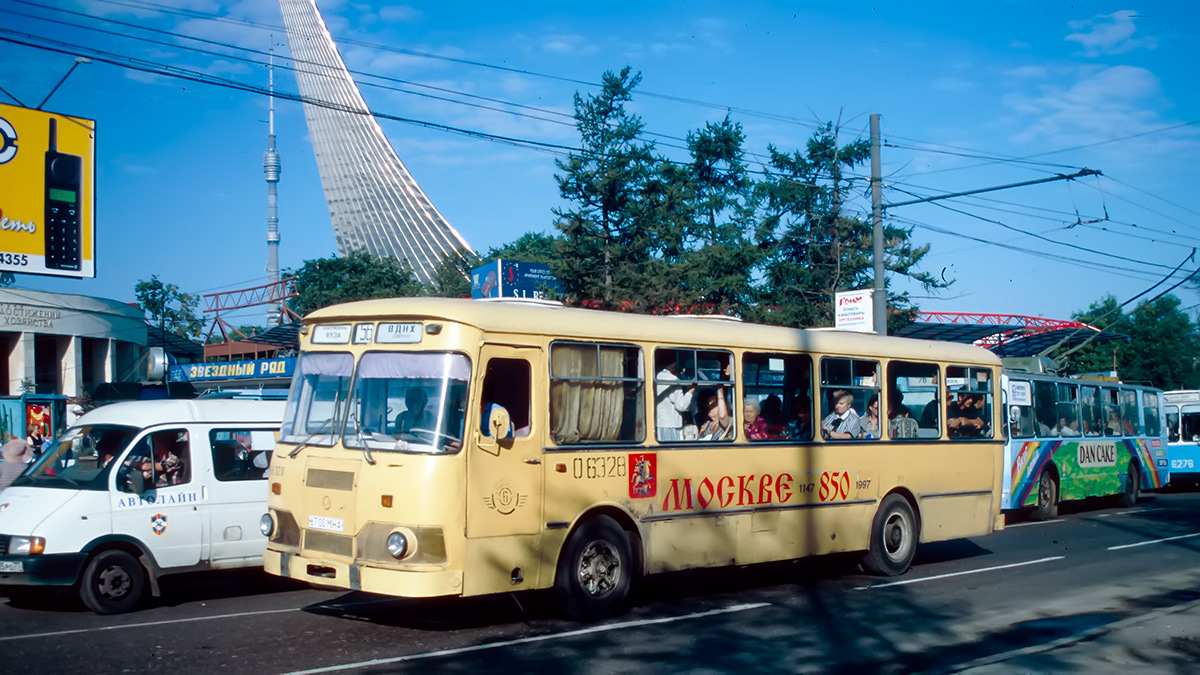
[427,248,479,298]
[552,67,660,309]
[486,232,559,264]
[135,275,204,340]
[1064,294,1200,389]
[751,124,945,327]
[287,250,424,316]
[551,69,944,325]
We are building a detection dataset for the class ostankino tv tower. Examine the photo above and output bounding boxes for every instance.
[264,51,282,326]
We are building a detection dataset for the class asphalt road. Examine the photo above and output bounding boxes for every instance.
[3,490,1200,674]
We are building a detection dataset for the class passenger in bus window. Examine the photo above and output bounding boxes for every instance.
[395,388,434,433]
[1058,418,1081,436]
[920,389,945,429]
[760,395,785,436]
[742,398,770,440]
[888,402,918,439]
[786,396,813,440]
[655,353,697,441]
[822,390,861,440]
[697,388,733,441]
[948,392,986,438]
[860,394,881,439]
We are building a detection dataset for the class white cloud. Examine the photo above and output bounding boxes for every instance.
[1003,65,1182,153]
[542,34,598,56]
[1065,10,1157,56]
[379,5,421,23]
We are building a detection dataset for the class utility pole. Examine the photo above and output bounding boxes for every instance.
[870,114,885,336]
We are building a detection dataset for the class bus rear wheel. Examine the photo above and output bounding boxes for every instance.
[863,494,917,576]
[555,515,633,621]
[1119,462,1141,507]
[79,550,146,615]
[1034,470,1058,521]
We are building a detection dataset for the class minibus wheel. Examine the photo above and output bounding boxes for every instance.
[1118,462,1141,507]
[555,515,633,620]
[1034,470,1058,521]
[79,550,146,615]
[863,494,917,576]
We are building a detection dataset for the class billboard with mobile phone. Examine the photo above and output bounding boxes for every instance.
[0,103,96,278]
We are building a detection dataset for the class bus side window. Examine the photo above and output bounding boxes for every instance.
[481,358,531,437]
[886,361,936,440]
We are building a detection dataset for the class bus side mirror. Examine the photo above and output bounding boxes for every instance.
[489,407,513,441]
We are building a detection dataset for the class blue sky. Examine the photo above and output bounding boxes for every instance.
[1,1,1197,329]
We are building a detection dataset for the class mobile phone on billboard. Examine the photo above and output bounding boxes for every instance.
[44,117,83,271]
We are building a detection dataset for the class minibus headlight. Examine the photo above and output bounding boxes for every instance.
[9,536,46,556]
[386,531,409,559]
[260,513,276,538]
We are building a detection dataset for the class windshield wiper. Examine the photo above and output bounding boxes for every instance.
[346,411,376,466]
[287,418,333,458]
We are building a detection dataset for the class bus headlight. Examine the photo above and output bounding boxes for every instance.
[386,530,410,559]
[9,536,46,556]
[260,513,276,538]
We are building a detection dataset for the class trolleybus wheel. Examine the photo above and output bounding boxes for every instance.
[79,550,146,615]
[862,494,917,576]
[555,515,633,620]
[1034,470,1058,521]
[1118,462,1141,507]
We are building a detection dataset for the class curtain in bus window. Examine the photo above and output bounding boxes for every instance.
[550,344,633,443]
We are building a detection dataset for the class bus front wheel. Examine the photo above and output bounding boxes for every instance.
[1034,470,1058,521]
[862,494,917,576]
[1119,462,1141,507]
[555,515,633,621]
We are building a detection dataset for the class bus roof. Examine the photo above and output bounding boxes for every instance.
[307,297,1003,366]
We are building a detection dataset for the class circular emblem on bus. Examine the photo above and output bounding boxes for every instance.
[322,496,332,511]
[484,480,527,515]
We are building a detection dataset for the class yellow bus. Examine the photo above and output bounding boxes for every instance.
[261,298,1004,619]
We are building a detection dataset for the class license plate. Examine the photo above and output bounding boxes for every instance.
[0,560,24,573]
[308,515,344,533]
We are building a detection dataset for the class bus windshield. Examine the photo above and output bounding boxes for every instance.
[342,352,470,455]
[14,424,139,491]
[280,352,355,445]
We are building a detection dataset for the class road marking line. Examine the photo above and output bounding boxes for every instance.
[857,556,1065,590]
[1107,532,1200,550]
[1005,520,1065,528]
[0,606,300,642]
[285,602,772,674]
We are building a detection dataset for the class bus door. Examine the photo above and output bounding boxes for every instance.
[466,347,542,538]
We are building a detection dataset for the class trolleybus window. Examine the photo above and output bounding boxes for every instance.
[1056,383,1080,436]
[1032,381,1057,437]
[550,342,644,444]
[280,352,354,445]
[342,352,470,454]
[1184,404,1200,441]
[1142,391,1161,437]
[1119,389,1142,436]
[1081,385,1103,436]
[1166,404,1181,442]
[1102,388,1123,436]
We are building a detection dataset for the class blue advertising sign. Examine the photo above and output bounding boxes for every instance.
[470,259,562,300]
[170,357,295,382]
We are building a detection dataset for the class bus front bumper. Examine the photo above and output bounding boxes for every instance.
[264,549,463,598]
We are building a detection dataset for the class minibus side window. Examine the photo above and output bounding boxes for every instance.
[118,429,190,492]
[211,429,276,481]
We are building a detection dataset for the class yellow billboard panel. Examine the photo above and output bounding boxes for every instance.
[0,103,95,278]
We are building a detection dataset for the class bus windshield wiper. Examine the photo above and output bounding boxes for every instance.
[287,418,333,458]
[347,411,376,466]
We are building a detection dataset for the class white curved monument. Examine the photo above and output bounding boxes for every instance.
[277,0,473,284]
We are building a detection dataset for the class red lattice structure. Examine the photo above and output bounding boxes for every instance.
[897,311,1119,357]
[203,277,301,354]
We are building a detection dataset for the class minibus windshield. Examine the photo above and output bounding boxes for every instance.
[280,352,354,446]
[342,351,470,455]
[14,424,139,491]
